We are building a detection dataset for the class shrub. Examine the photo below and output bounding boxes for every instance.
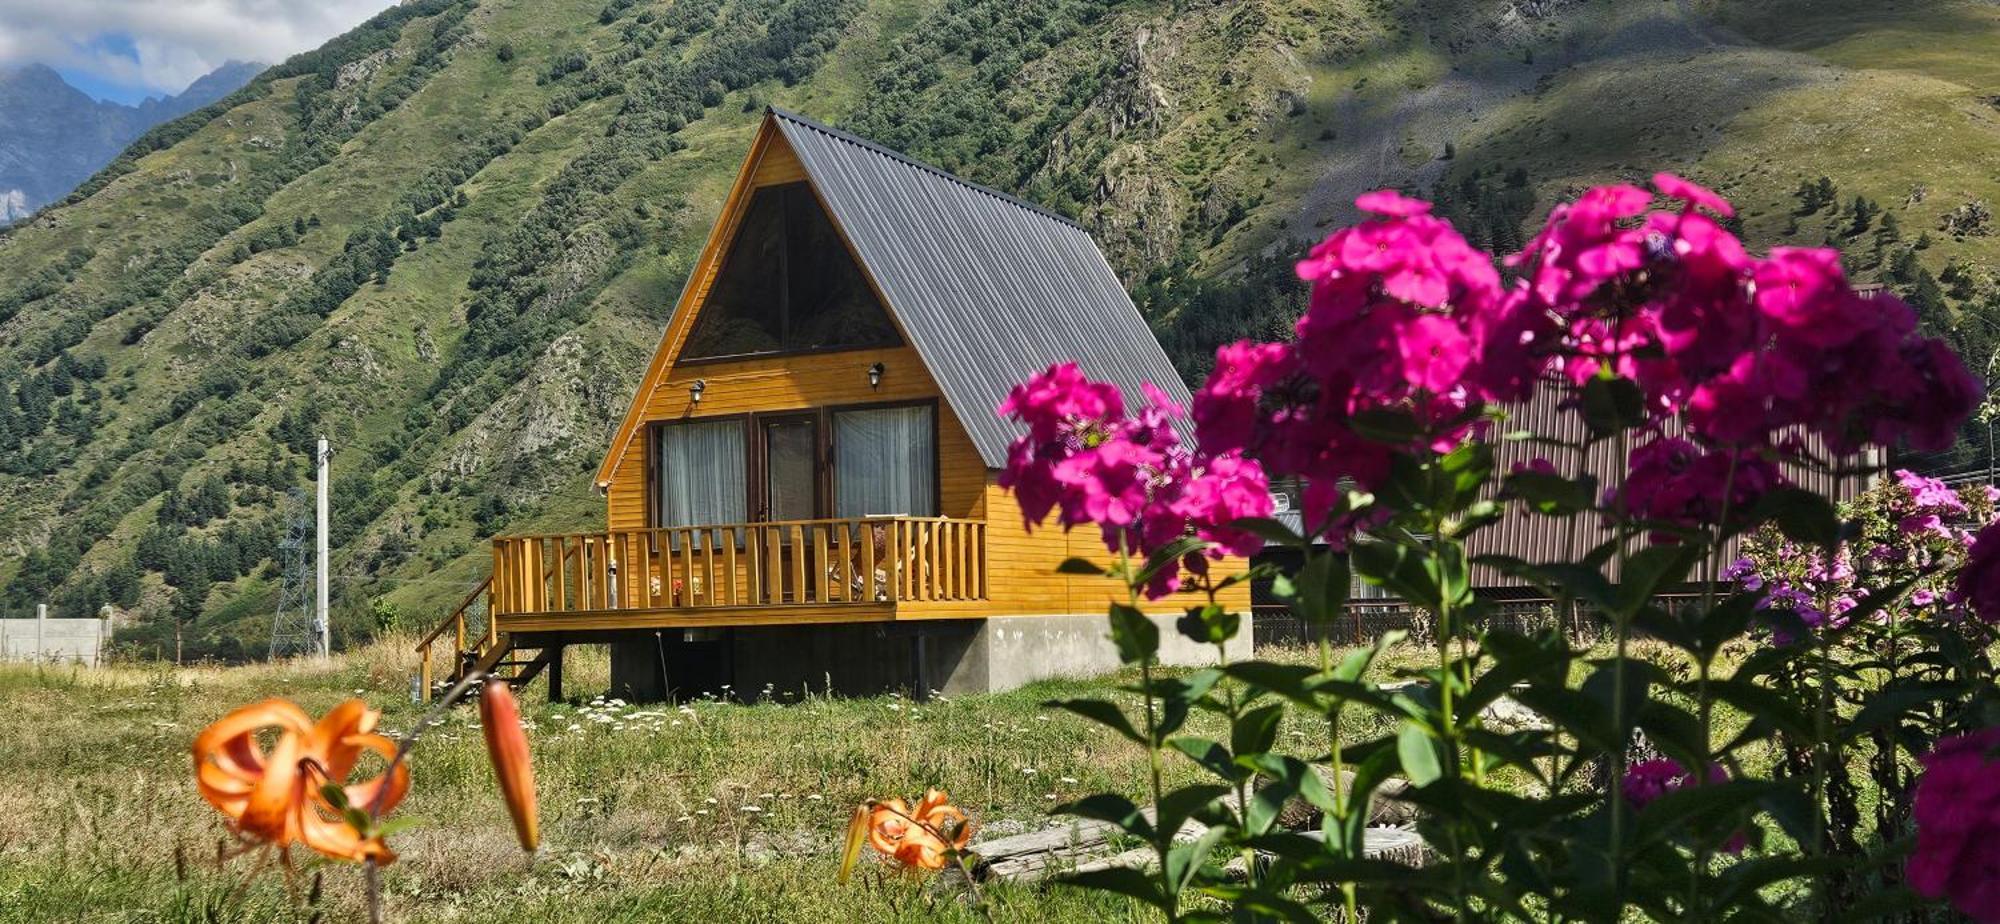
[1000,178,1997,920]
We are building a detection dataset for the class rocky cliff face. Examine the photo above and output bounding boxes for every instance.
[0,61,263,223]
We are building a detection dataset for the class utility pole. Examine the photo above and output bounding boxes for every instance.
[316,437,331,659]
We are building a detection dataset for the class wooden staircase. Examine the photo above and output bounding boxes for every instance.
[415,560,566,703]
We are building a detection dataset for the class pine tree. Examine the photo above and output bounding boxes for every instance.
[1887,247,1921,285]
[1848,196,1877,235]
[1908,267,1947,321]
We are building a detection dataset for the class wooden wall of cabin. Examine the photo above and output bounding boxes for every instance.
[602,346,986,530]
[965,478,1254,619]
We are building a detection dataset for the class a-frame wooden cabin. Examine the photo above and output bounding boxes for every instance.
[417,109,1249,700]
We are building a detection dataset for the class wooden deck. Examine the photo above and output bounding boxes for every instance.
[416,516,988,699]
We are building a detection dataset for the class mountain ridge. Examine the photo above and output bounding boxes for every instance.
[0,60,265,222]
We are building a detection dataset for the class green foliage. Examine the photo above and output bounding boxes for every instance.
[1043,386,1997,920]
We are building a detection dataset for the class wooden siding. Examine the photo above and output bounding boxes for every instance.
[966,480,1253,620]
[605,346,986,530]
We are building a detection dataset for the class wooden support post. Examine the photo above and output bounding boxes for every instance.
[547,645,565,703]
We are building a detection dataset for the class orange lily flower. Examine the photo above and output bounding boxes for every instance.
[193,698,409,864]
[477,679,540,851]
[848,789,972,873]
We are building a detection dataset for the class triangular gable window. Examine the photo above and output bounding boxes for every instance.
[683,181,900,360]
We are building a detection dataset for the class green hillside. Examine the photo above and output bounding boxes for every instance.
[1,0,1995,658]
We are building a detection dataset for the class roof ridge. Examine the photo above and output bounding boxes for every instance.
[766,106,1085,231]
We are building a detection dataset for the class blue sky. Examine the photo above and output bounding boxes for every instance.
[54,34,147,104]
[0,0,392,103]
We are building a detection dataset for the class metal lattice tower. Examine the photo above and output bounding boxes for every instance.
[269,488,319,659]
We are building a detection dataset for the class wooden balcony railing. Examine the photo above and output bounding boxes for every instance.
[489,516,987,616]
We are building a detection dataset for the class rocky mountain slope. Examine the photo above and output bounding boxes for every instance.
[0,0,1994,657]
[0,61,263,222]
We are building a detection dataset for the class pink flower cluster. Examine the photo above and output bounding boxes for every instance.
[1182,176,1977,543]
[1622,758,1746,853]
[1893,469,1978,543]
[1610,437,1785,540]
[1910,729,2000,922]
[1192,191,1554,531]
[1958,521,2000,625]
[1514,175,1979,455]
[997,363,1273,598]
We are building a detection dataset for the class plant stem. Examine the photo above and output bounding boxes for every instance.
[365,859,382,924]
[1609,421,1633,911]
[1320,631,1361,923]
[1122,544,1175,923]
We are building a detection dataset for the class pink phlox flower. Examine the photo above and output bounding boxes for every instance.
[1957,521,2000,625]
[1354,189,1433,217]
[1652,172,1736,217]
[1623,758,1746,853]
[1909,729,2000,922]
[998,362,1125,442]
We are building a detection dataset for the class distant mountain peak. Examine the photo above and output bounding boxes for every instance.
[0,59,264,223]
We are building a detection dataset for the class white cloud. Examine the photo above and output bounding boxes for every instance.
[0,0,393,95]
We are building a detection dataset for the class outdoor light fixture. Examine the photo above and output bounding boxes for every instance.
[867,362,885,389]
[689,379,706,404]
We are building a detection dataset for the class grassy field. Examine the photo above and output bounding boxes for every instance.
[2,637,1272,923]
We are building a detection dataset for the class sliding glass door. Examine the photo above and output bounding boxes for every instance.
[761,415,819,522]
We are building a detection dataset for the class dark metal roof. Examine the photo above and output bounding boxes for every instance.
[769,107,1191,468]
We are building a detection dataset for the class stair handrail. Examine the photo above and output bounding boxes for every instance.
[416,575,494,652]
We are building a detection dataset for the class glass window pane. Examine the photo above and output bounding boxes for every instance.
[764,418,817,521]
[658,420,746,527]
[834,407,935,517]
[682,182,899,360]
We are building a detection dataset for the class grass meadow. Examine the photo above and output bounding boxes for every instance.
[0,630,1792,922]
[2,636,1231,923]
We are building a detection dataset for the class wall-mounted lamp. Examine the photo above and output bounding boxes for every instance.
[867,362,885,389]
[689,379,706,404]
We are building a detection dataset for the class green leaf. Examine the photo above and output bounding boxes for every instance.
[1503,470,1599,517]
[1175,603,1240,645]
[1056,866,1169,908]
[1580,375,1645,437]
[1243,755,1334,836]
[1614,544,1700,617]
[1169,736,1241,782]
[1743,486,1840,546]
[1134,537,1208,589]
[1045,697,1145,744]
[1220,661,1326,708]
[1229,516,1305,546]
[1107,603,1159,664]
[1165,827,1228,894]
[1396,721,1445,786]
[1348,407,1425,445]
[1052,793,1155,841]
[1694,591,1763,656]
[1706,678,1814,739]
[1056,557,1106,576]
[1231,703,1286,760]
[1156,784,1233,839]
[1285,551,1350,626]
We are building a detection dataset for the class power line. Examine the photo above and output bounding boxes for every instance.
[268,489,318,659]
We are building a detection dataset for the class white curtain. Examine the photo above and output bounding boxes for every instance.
[658,420,747,527]
[835,407,935,517]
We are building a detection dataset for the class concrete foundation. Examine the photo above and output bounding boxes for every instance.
[608,611,1252,701]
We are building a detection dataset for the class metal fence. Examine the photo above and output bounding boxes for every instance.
[1251,594,1709,650]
